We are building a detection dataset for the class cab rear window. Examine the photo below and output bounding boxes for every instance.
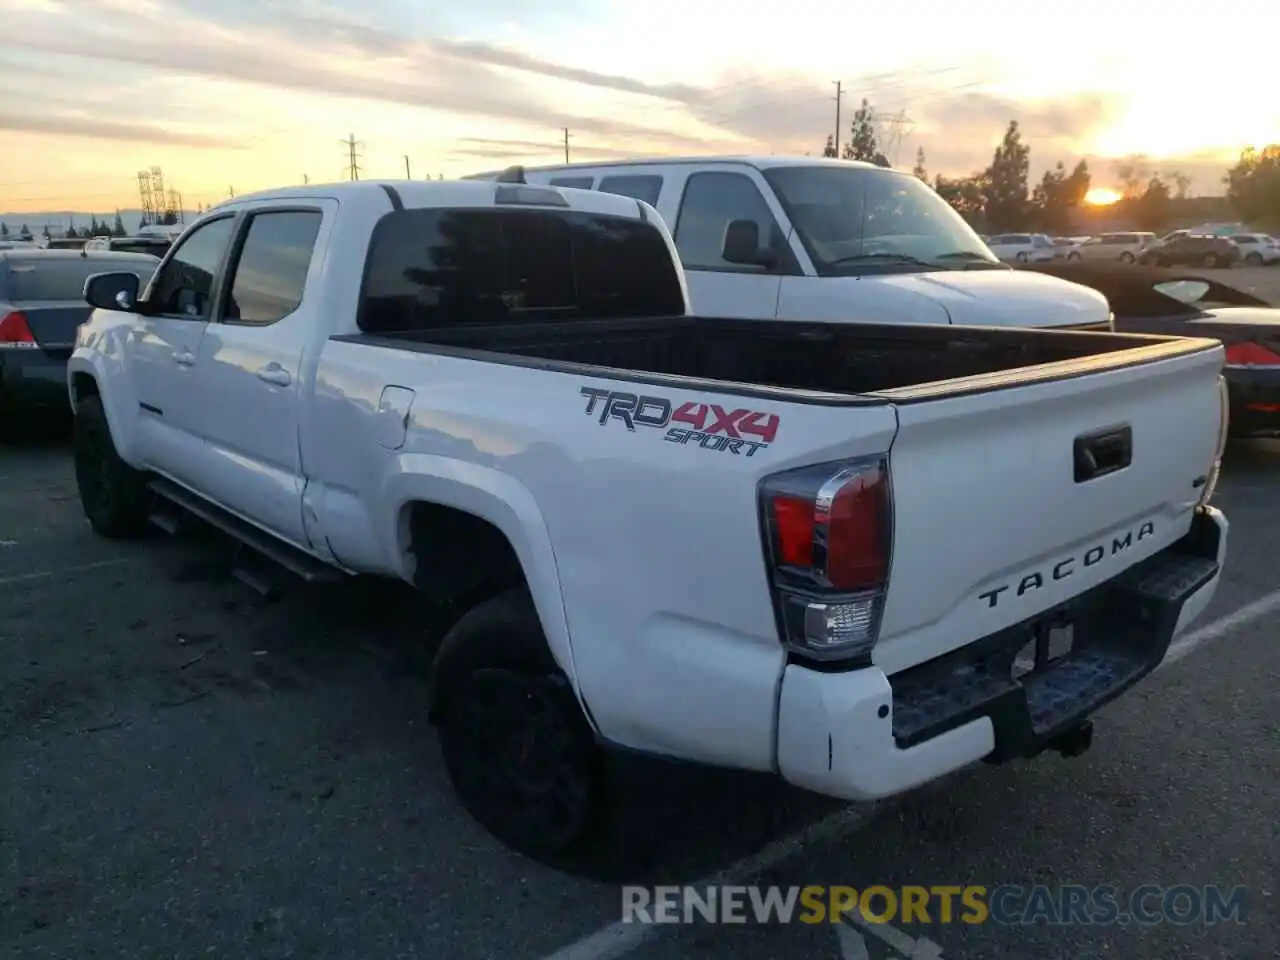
[357,207,685,333]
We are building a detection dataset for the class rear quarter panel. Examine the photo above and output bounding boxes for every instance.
[307,340,899,769]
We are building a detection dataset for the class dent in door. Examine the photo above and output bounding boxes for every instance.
[375,386,416,450]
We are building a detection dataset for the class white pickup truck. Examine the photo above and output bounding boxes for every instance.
[68,178,1229,861]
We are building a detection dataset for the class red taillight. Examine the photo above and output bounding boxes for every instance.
[761,458,892,664]
[772,496,815,568]
[1224,341,1280,366]
[0,310,36,347]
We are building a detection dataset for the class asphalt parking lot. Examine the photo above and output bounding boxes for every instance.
[3,438,1278,957]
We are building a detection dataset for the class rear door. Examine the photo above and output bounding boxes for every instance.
[870,340,1224,674]
[182,203,330,547]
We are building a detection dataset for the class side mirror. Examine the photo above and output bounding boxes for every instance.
[84,271,141,312]
[722,219,776,268]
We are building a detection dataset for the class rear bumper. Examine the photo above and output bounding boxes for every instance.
[775,506,1227,801]
[1225,367,1280,436]
[0,350,71,415]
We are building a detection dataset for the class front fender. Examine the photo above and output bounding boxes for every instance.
[66,346,143,467]
[379,454,580,704]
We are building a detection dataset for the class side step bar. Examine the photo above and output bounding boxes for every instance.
[147,477,345,591]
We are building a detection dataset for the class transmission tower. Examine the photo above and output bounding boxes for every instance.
[137,170,156,226]
[877,110,916,167]
[341,134,363,181]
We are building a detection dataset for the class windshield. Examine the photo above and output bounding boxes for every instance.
[762,165,1002,274]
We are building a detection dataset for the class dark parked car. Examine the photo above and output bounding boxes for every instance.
[1021,260,1280,436]
[0,249,158,432]
[1138,234,1241,269]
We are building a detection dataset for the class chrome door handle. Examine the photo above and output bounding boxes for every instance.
[172,350,195,366]
[257,364,291,387]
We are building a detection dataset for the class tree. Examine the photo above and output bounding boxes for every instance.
[912,146,928,182]
[1225,144,1280,228]
[822,134,838,158]
[1166,170,1191,200]
[0,222,8,238]
[983,120,1031,231]
[19,223,31,240]
[843,98,889,166]
[1135,176,1172,231]
[1113,154,1151,198]
[112,211,127,236]
[41,226,51,240]
[934,172,988,226]
[1031,159,1092,233]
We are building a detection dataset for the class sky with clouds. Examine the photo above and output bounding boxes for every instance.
[1,0,1277,215]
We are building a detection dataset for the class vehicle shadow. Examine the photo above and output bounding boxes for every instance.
[164,530,845,887]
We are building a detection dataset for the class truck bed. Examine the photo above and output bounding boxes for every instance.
[338,315,1196,400]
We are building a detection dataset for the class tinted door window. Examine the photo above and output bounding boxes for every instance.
[674,172,787,272]
[146,217,236,318]
[597,175,663,206]
[221,211,322,325]
[358,208,684,333]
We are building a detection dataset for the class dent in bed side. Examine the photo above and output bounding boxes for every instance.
[376,455,582,706]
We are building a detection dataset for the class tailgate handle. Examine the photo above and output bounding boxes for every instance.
[1074,425,1132,483]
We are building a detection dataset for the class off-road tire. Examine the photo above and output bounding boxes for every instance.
[434,588,606,862]
[73,395,150,539]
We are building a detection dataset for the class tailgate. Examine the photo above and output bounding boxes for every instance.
[873,338,1224,674]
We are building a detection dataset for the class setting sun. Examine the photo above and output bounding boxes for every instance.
[1084,187,1124,206]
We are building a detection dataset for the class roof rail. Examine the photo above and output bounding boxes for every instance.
[494,165,527,184]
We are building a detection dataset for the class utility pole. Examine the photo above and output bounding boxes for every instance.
[341,134,363,181]
[228,186,235,199]
[832,80,844,151]
[563,127,571,163]
[303,174,309,185]
[403,155,412,179]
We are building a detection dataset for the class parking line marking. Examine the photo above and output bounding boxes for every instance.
[539,805,876,960]
[0,557,135,586]
[1163,586,1280,665]
[537,587,1280,960]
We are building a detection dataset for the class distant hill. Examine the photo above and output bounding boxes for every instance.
[0,208,198,237]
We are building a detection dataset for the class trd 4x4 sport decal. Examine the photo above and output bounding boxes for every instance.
[579,386,780,457]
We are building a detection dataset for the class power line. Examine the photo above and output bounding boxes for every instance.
[341,133,363,181]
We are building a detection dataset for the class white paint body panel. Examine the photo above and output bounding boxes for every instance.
[68,179,1229,800]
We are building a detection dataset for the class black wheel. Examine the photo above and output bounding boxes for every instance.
[73,394,150,538]
[434,589,604,860]
[1203,253,1220,268]
[1246,252,1263,265]
[1119,251,1135,264]
[1067,252,1081,261]
[1015,251,1028,263]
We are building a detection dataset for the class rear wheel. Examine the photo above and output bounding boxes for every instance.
[1203,252,1221,269]
[1246,252,1263,265]
[1015,251,1028,263]
[1118,251,1135,264]
[435,589,605,861]
[73,395,150,538]
[1067,252,1081,261]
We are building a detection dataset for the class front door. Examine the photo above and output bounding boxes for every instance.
[670,169,795,319]
[182,204,329,548]
[126,215,239,484]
